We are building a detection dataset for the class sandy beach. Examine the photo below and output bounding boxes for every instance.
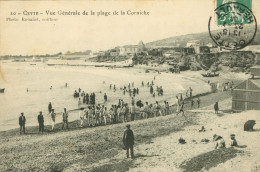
[1,85,259,172]
[0,62,256,172]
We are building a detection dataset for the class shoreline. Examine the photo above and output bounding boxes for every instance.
[0,89,243,172]
[0,62,247,132]
[0,62,215,131]
[0,89,232,171]
[0,89,230,135]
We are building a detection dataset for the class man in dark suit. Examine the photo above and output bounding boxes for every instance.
[38,111,44,132]
[19,113,26,134]
[48,102,52,113]
[123,124,134,158]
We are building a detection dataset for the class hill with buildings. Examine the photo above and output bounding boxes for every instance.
[146,25,260,48]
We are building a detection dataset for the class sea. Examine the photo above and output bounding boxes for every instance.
[0,61,210,131]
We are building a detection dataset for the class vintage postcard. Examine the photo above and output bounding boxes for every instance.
[0,0,259,171]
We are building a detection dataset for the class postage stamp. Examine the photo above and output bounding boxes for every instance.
[208,0,257,50]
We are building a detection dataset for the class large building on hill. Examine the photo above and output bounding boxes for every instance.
[120,41,146,55]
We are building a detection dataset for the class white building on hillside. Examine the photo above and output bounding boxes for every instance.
[120,41,146,55]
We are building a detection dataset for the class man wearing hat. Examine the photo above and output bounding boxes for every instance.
[38,111,44,132]
[19,112,26,134]
[230,134,238,147]
[123,124,135,158]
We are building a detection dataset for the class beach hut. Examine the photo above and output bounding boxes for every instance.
[232,66,260,111]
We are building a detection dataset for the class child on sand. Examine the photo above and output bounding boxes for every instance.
[230,134,238,147]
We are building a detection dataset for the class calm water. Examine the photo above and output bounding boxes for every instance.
[0,61,210,131]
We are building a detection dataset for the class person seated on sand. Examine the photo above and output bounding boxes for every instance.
[199,126,206,132]
[230,134,238,147]
[213,134,226,149]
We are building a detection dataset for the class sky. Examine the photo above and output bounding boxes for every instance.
[0,0,259,56]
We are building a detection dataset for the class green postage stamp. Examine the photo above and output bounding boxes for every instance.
[208,0,257,50]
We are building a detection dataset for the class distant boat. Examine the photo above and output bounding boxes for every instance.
[201,72,219,77]
[0,88,5,93]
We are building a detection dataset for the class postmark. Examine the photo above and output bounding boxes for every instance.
[208,1,257,50]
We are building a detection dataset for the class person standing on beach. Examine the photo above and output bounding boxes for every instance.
[121,104,126,122]
[86,93,89,104]
[79,107,85,127]
[123,124,135,159]
[189,87,193,98]
[95,106,101,125]
[131,97,135,106]
[129,88,132,96]
[103,107,108,125]
[214,102,219,114]
[109,107,114,124]
[186,90,189,98]
[62,108,69,130]
[175,96,180,112]
[50,109,56,131]
[176,101,185,116]
[143,102,149,119]
[87,106,93,127]
[78,98,82,108]
[130,104,136,121]
[124,103,129,122]
[104,93,108,102]
[191,99,194,109]
[161,101,166,116]
[197,97,201,108]
[48,102,52,113]
[166,102,170,115]
[150,86,153,94]
[93,93,96,104]
[38,111,44,133]
[154,101,161,116]
[19,113,26,134]
[180,94,183,102]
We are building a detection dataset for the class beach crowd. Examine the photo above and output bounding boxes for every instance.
[18,77,202,134]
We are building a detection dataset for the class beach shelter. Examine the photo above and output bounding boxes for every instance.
[232,66,260,111]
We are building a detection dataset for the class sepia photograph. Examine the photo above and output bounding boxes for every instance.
[0,0,260,171]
